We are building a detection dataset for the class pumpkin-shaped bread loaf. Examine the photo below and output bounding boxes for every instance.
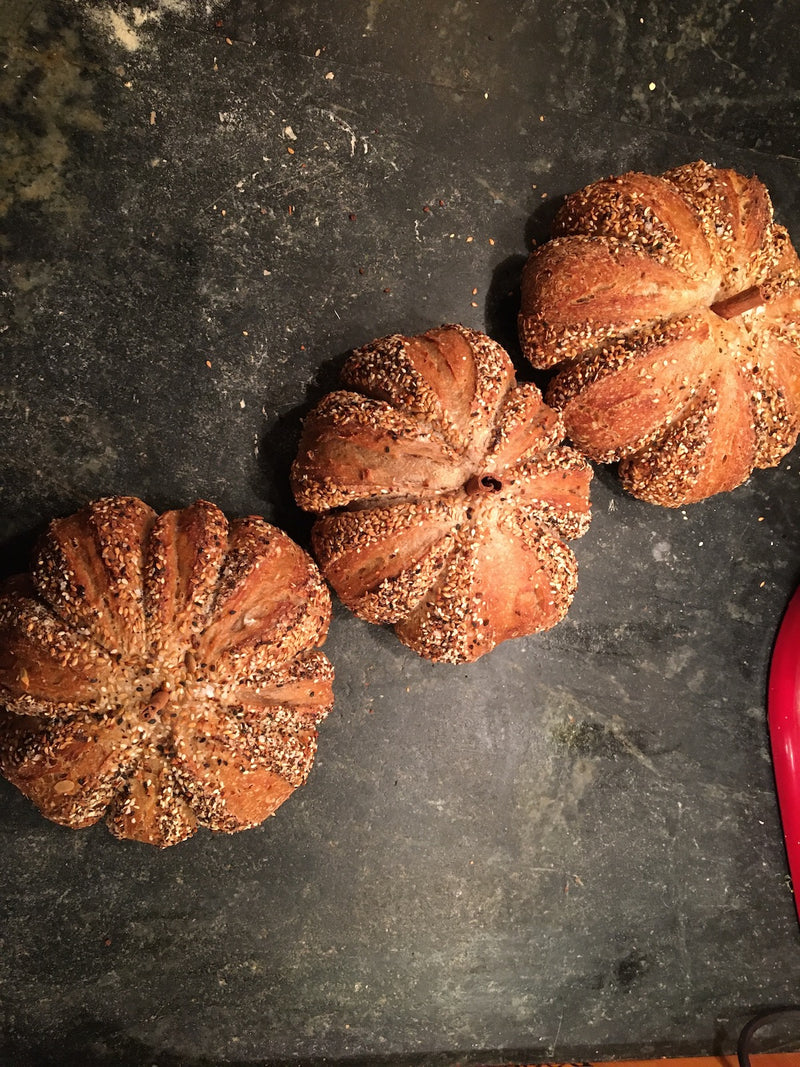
[519,160,800,506]
[0,497,333,847]
[291,324,592,663]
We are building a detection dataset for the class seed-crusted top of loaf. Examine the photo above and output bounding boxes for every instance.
[292,324,592,664]
[518,160,800,506]
[0,497,333,847]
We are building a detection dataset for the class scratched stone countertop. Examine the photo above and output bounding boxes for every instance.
[2,1,800,1065]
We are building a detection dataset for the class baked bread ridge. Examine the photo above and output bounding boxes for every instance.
[291,324,593,664]
[0,496,334,847]
[518,160,800,507]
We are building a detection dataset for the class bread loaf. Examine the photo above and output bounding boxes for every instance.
[0,497,333,846]
[519,161,800,506]
[292,324,592,663]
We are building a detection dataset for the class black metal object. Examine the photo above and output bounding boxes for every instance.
[738,1007,800,1064]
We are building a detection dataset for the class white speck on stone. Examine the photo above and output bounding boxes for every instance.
[652,541,671,562]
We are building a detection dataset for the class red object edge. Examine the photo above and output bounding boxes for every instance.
[768,585,800,924]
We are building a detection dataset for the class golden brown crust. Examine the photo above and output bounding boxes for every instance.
[0,497,333,846]
[291,324,592,663]
[519,161,800,506]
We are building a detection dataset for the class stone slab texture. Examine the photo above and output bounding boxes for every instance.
[2,1,800,1063]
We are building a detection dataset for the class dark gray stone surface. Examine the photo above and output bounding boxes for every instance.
[2,1,800,1063]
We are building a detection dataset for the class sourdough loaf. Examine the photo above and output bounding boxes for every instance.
[519,161,800,506]
[0,497,333,846]
[292,324,592,663]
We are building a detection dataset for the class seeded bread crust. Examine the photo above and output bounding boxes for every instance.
[519,160,800,506]
[291,324,592,664]
[0,497,333,847]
